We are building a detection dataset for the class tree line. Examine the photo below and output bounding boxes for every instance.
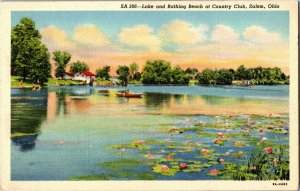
[196,65,289,85]
[11,17,289,86]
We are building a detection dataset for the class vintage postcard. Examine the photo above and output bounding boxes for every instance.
[0,0,298,190]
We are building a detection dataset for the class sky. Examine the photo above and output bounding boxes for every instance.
[12,11,290,74]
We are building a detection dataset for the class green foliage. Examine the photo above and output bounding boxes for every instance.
[185,68,199,79]
[11,17,51,84]
[142,60,172,84]
[196,65,289,86]
[69,61,89,73]
[235,65,251,80]
[171,66,189,84]
[216,69,234,85]
[196,69,216,85]
[129,63,139,80]
[116,65,130,86]
[96,65,111,80]
[141,60,189,85]
[152,165,179,176]
[220,144,289,180]
[53,50,71,78]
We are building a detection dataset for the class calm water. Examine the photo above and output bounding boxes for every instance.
[11,85,289,180]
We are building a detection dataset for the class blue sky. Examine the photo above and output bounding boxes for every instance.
[11,11,290,74]
[12,11,289,40]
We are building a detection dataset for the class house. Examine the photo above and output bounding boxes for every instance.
[64,72,75,80]
[73,71,96,84]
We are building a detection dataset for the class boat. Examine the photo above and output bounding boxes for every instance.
[116,93,142,98]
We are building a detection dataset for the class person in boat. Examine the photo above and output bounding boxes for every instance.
[124,89,130,95]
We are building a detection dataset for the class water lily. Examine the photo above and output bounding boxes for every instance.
[217,133,223,138]
[213,138,219,144]
[224,152,230,155]
[166,155,174,159]
[201,149,209,155]
[209,169,218,175]
[264,147,272,154]
[261,137,267,142]
[196,141,202,146]
[146,153,155,158]
[165,138,171,143]
[179,163,187,169]
[135,140,143,145]
[259,129,263,133]
[121,148,126,152]
[159,149,165,153]
[161,165,169,171]
[218,158,225,163]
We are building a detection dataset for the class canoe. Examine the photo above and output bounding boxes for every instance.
[116,93,142,98]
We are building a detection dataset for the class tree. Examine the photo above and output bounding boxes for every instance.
[235,65,251,80]
[185,68,199,79]
[11,17,51,84]
[96,65,111,80]
[53,50,71,79]
[116,65,130,86]
[196,69,216,85]
[142,60,172,84]
[171,66,189,84]
[129,63,139,80]
[216,69,234,85]
[69,61,89,73]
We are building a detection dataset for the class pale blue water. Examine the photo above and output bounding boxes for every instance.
[11,85,289,180]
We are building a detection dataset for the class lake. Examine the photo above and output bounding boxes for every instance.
[11,85,289,180]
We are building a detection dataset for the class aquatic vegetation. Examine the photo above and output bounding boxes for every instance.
[233,141,246,147]
[152,165,178,176]
[92,113,289,180]
[219,144,289,180]
[208,169,219,176]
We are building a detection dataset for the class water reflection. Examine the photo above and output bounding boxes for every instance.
[11,86,289,152]
[144,93,172,108]
[11,89,48,151]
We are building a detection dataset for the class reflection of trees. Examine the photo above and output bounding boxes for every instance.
[144,93,172,108]
[56,90,67,115]
[173,94,184,105]
[11,89,48,152]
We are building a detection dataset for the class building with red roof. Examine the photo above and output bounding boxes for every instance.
[73,71,96,84]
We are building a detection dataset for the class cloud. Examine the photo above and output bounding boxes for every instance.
[118,25,161,51]
[40,25,74,50]
[73,24,110,47]
[159,19,208,46]
[211,24,239,44]
[243,26,282,44]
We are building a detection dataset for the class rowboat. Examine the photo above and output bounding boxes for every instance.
[116,93,142,98]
